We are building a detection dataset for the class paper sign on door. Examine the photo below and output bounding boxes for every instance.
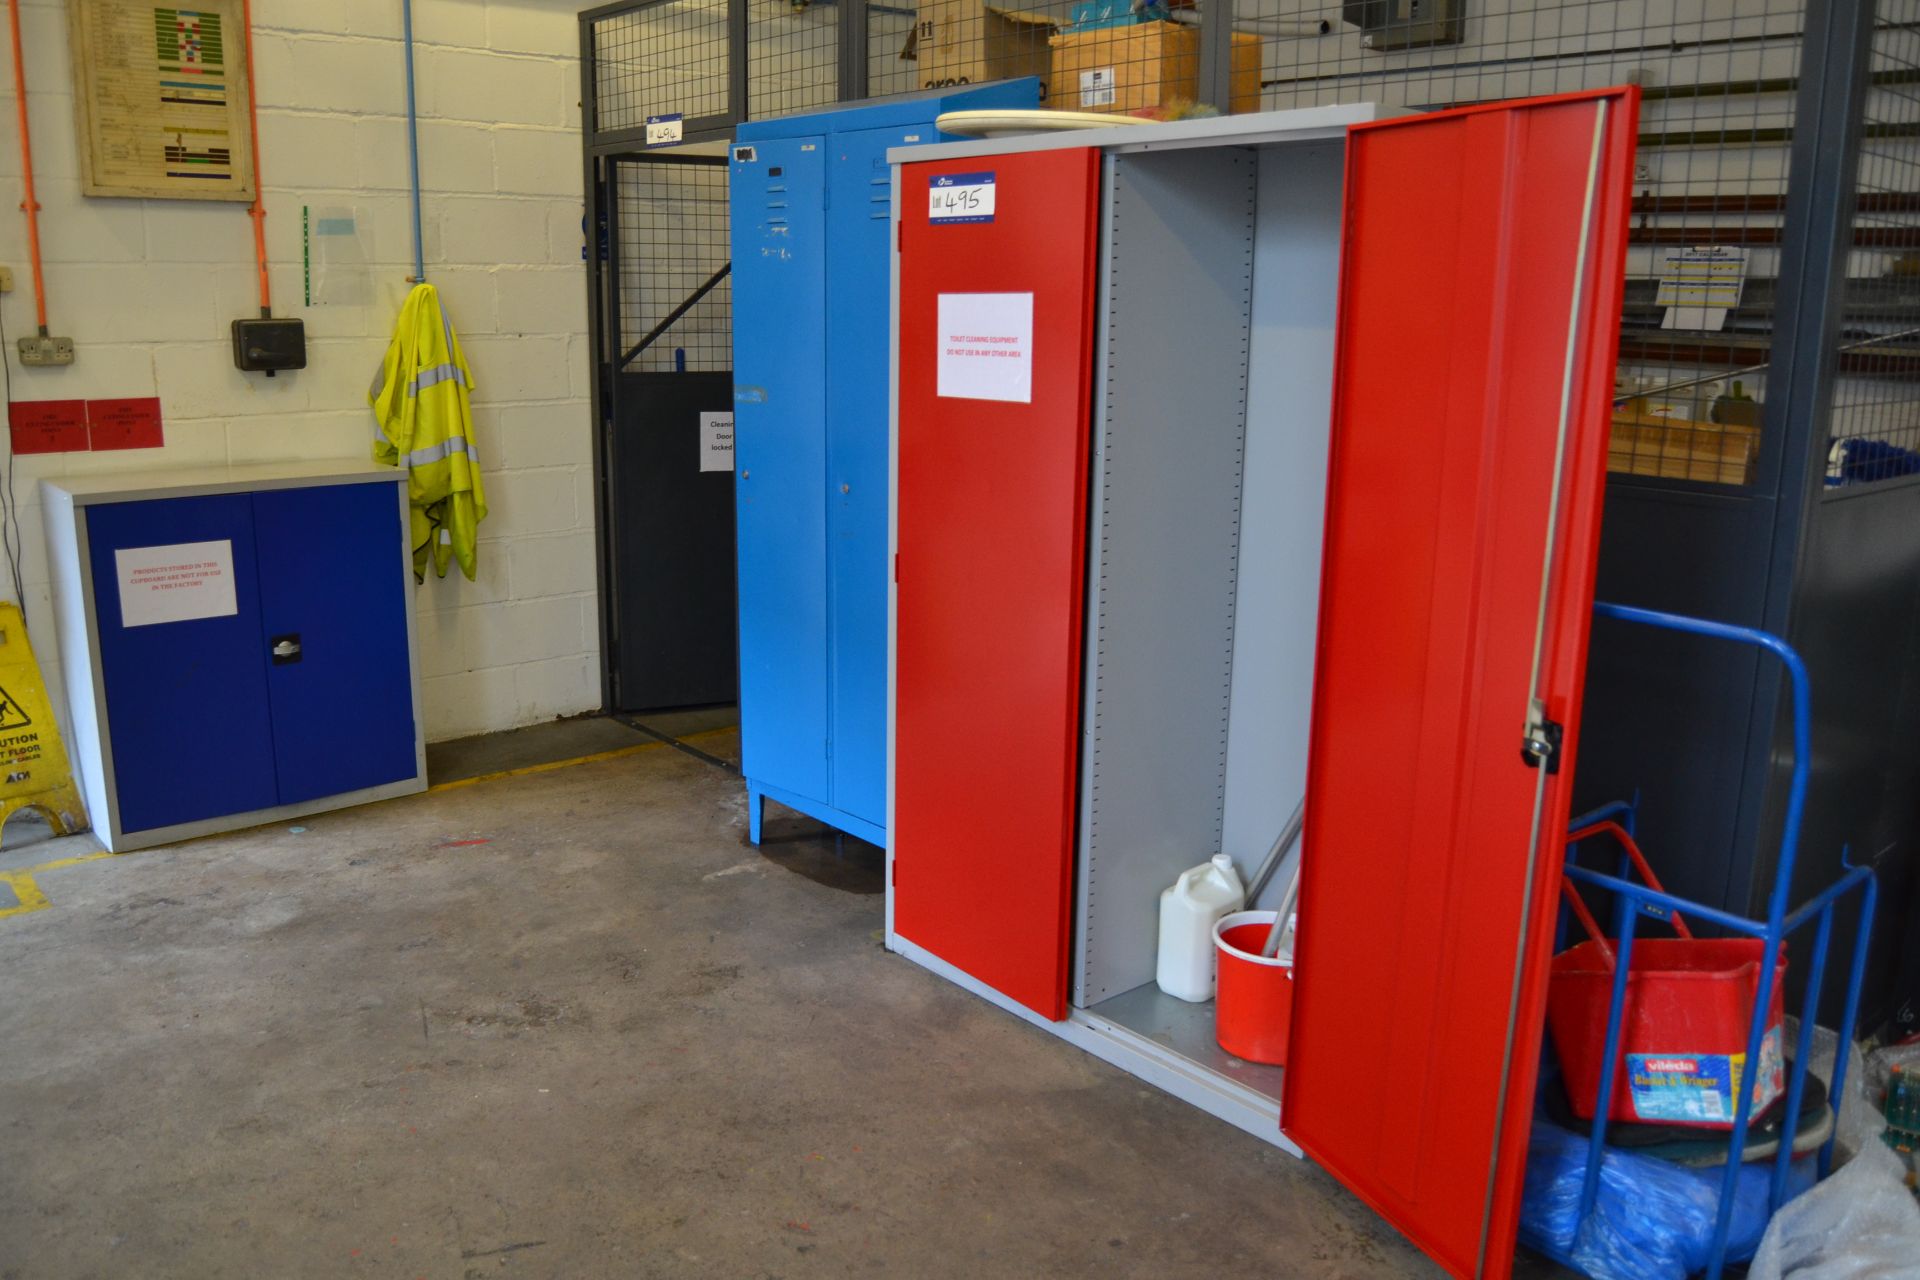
[700,411,735,472]
[929,172,996,224]
[114,540,239,628]
[936,292,1033,404]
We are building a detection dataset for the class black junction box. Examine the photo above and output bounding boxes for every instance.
[231,317,307,376]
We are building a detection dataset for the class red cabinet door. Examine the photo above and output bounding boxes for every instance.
[893,148,1102,1021]
[1282,89,1639,1279]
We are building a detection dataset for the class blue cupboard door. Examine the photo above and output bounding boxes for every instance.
[731,134,831,803]
[85,495,280,832]
[252,482,417,805]
[823,124,910,831]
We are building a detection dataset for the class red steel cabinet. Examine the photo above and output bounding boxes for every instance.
[1283,91,1639,1280]
[889,88,1638,1280]
[892,148,1102,1021]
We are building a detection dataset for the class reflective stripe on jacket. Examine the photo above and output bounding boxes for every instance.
[368,283,488,581]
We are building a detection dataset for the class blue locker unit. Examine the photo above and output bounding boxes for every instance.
[730,81,1040,847]
[43,463,427,852]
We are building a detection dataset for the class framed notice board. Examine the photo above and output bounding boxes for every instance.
[69,0,257,201]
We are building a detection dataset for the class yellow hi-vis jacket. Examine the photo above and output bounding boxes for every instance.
[368,283,488,581]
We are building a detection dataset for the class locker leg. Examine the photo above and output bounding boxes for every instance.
[747,784,764,845]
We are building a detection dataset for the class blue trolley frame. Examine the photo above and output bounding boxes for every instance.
[1536,602,1878,1280]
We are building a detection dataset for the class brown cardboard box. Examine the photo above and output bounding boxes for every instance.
[1048,22,1263,115]
[909,0,1058,102]
[1609,408,1759,486]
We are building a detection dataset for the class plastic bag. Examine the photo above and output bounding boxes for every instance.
[1746,1138,1920,1280]
[1519,1119,1815,1280]
[1783,1018,1877,1162]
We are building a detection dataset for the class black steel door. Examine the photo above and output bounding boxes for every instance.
[602,153,737,711]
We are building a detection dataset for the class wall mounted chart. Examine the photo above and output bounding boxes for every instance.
[69,1,257,201]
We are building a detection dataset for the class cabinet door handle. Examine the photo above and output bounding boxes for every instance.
[271,634,302,665]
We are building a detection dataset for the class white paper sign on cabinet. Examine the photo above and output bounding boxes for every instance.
[936,292,1034,405]
[114,540,239,628]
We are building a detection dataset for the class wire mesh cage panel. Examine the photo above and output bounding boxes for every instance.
[593,0,734,131]
[1243,2,1795,108]
[870,1,921,95]
[1232,0,1807,491]
[586,1,1831,495]
[748,0,842,117]
[615,159,733,373]
[1823,0,1920,486]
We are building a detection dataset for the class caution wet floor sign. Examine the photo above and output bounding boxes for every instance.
[0,604,86,843]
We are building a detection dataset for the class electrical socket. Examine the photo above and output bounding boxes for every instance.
[0,266,14,293]
[17,335,76,367]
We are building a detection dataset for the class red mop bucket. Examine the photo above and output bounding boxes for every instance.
[1214,910,1294,1066]
[1546,822,1787,1130]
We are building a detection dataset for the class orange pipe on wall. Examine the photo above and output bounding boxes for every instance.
[7,0,48,332]
[240,0,270,316]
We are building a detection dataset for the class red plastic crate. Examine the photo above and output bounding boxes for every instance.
[1548,934,1787,1129]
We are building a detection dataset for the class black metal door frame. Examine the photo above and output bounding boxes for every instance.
[592,144,737,712]
[577,0,1235,711]
[583,1,737,712]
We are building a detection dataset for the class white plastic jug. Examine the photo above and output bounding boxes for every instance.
[1156,853,1246,1003]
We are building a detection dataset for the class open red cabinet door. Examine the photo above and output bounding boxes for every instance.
[1282,89,1639,1279]
[892,148,1102,1021]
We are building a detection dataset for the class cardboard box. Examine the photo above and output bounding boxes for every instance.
[1608,409,1758,486]
[909,0,1058,102]
[1048,21,1263,115]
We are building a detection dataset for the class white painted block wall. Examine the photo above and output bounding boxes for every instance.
[0,0,597,744]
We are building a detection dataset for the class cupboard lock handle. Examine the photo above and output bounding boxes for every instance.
[1520,698,1562,773]
[271,634,302,665]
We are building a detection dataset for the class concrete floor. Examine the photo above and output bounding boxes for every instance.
[0,716,1563,1278]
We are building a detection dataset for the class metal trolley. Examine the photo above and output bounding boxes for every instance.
[1540,602,1879,1280]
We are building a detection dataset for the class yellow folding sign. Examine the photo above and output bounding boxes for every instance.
[0,604,87,844]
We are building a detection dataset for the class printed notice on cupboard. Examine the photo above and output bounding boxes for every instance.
[114,540,239,628]
[699,411,735,472]
[937,292,1033,404]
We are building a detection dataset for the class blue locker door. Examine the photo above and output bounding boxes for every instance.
[823,124,911,831]
[253,483,417,804]
[732,135,831,803]
[85,495,279,832]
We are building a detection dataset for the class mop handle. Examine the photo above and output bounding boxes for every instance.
[1260,803,1307,958]
[1262,866,1300,959]
[1242,798,1305,904]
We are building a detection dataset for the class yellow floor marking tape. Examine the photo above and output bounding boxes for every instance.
[0,872,50,920]
[425,726,737,794]
[0,726,739,923]
[0,850,116,921]
[426,741,665,793]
